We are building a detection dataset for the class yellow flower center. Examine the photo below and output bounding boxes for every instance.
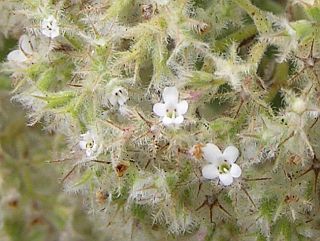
[166,108,176,118]
[218,162,231,174]
[86,140,94,149]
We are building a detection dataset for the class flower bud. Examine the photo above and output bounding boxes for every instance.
[292,98,306,114]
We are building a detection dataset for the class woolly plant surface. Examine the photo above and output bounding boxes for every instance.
[1,0,320,240]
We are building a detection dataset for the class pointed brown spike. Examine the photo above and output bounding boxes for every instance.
[92,160,112,164]
[197,182,202,197]
[61,164,78,183]
[309,38,315,59]
[278,131,294,148]
[144,158,152,169]
[218,203,232,217]
[209,205,213,223]
[136,110,152,126]
[47,158,71,163]
[313,168,319,194]
[67,83,83,87]
[234,99,244,119]
[296,166,313,178]
[195,200,207,211]
[243,177,272,181]
[241,185,256,208]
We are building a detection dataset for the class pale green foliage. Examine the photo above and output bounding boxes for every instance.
[1,0,320,240]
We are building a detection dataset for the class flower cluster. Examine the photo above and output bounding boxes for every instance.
[3,0,320,239]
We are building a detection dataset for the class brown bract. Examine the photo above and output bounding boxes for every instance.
[114,160,130,177]
[96,190,109,204]
[191,143,204,160]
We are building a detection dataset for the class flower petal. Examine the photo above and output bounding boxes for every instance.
[173,115,184,125]
[7,50,27,63]
[230,164,242,178]
[219,173,233,186]
[202,164,219,179]
[50,28,60,39]
[119,105,130,116]
[118,94,128,106]
[163,87,179,104]
[162,116,173,126]
[19,35,35,55]
[153,103,166,117]
[79,141,87,150]
[202,143,223,164]
[108,95,117,106]
[46,15,56,23]
[223,145,239,163]
[41,29,51,38]
[177,100,188,115]
[86,149,93,157]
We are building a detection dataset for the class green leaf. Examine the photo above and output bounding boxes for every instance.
[306,7,320,22]
[4,216,25,241]
[0,74,11,90]
[131,203,149,221]
[260,196,278,221]
[234,0,271,34]
[73,168,93,187]
[291,20,314,41]
[272,217,292,241]
[36,68,55,91]
[33,91,76,109]
[256,232,267,241]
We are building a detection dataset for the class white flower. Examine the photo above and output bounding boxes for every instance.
[7,34,36,63]
[201,144,241,186]
[41,15,60,39]
[108,87,129,107]
[79,130,101,158]
[153,87,188,126]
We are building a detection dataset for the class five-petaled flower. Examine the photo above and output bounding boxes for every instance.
[153,87,188,126]
[41,15,60,39]
[108,86,129,107]
[201,144,241,186]
[79,130,101,158]
[7,35,36,63]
